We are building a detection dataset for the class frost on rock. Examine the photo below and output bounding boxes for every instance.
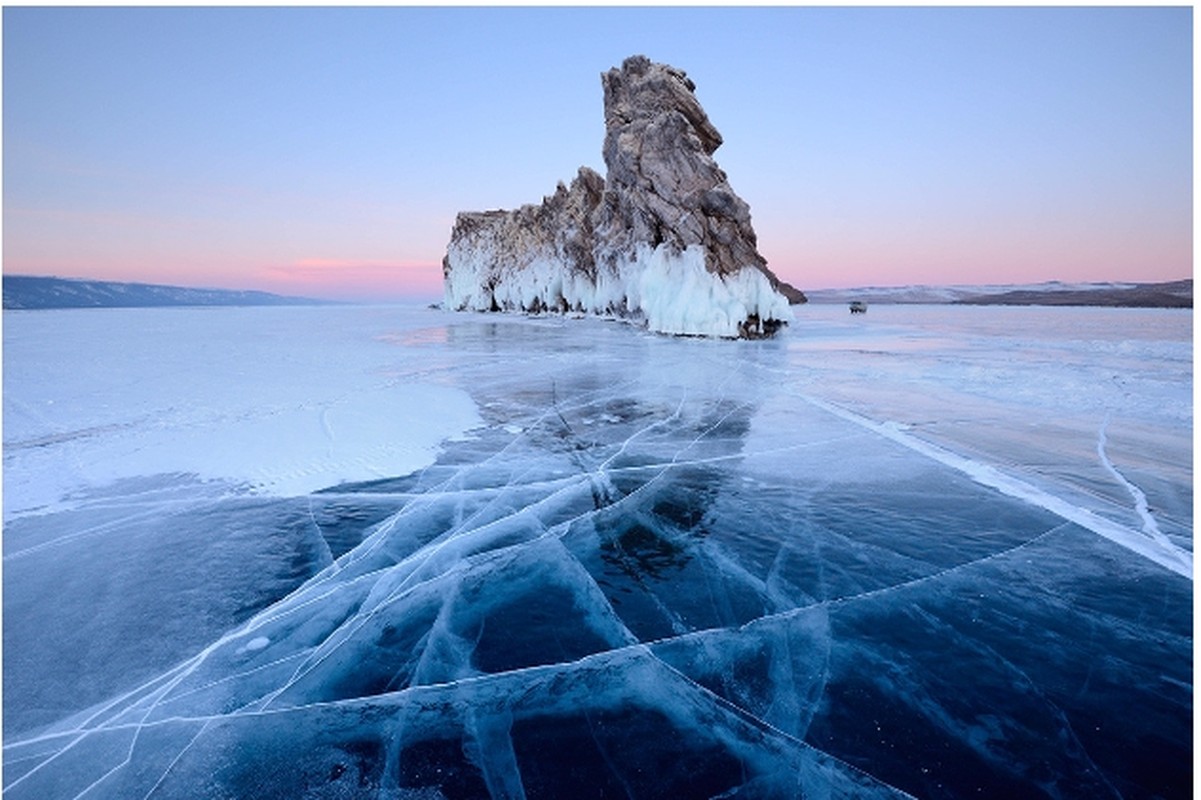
[443,54,798,339]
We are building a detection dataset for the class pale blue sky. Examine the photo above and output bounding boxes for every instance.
[4,6,1192,300]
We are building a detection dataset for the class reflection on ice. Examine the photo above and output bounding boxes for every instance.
[3,305,1191,798]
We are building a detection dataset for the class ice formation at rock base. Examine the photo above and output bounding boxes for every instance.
[444,55,796,339]
[445,239,792,340]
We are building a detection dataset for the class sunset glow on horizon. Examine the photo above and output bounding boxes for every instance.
[257,259,445,301]
[4,7,1191,301]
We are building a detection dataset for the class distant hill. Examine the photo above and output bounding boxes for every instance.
[804,279,1191,308]
[956,279,1191,308]
[3,276,333,310]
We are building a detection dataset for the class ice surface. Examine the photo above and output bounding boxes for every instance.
[3,306,482,517]
[3,303,1191,798]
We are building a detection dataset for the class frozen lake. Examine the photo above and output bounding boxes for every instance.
[3,303,1191,798]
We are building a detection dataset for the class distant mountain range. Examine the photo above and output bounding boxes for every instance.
[7,274,1189,312]
[3,276,331,310]
[803,279,1192,308]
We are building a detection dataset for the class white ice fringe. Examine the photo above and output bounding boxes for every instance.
[444,243,794,339]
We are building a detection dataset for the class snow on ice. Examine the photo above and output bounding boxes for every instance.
[2,303,1192,798]
[3,306,481,517]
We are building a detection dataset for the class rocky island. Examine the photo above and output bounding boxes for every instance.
[443,55,800,339]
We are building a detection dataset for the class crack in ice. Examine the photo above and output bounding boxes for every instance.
[795,392,1192,580]
[1096,414,1174,551]
[6,313,1191,798]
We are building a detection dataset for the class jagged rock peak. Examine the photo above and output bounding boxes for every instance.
[592,55,769,283]
[443,55,795,339]
[601,55,722,157]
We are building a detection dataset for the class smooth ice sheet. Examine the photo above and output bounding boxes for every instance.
[3,303,1191,799]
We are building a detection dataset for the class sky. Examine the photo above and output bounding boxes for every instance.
[3,6,1193,301]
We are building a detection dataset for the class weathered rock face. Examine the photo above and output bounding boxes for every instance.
[443,168,606,314]
[443,55,796,338]
[593,56,764,282]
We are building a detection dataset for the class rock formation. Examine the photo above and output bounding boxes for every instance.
[443,55,798,338]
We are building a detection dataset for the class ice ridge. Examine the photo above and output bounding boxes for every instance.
[798,393,1194,580]
[1096,415,1172,548]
